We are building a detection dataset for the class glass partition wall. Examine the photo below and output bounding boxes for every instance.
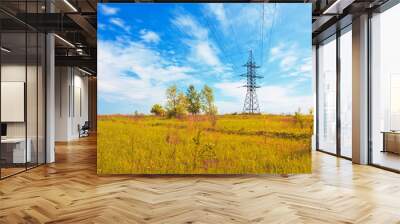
[370,3,400,171]
[317,35,337,155]
[315,1,400,171]
[339,27,352,159]
[316,26,353,159]
[0,1,46,179]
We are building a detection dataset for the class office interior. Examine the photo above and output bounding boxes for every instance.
[0,0,399,222]
[313,0,400,172]
[0,0,97,179]
[0,0,397,179]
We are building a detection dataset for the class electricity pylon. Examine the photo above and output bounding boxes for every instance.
[241,50,263,114]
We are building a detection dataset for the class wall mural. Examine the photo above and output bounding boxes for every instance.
[97,3,313,174]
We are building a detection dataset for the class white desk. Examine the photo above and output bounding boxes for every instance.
[1,138,31,163]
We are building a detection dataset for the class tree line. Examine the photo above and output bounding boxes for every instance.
[151,84,217,118]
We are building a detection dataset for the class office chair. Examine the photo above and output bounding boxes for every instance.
[79,121,90,138]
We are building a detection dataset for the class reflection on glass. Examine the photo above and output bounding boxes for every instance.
[27,31,38,169]
[318,36,337,154]
[340,29,352,158]
[0,0,47,178]
[38,33,46,165]
[1,31,27,177]
[390,75,400,130]
[371,3,400,171]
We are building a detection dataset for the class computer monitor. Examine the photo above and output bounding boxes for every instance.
[1,123,7,137]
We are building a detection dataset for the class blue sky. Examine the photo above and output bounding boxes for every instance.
[98,3,312,115]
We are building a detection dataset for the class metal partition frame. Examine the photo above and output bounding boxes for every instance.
[0,0,48,180]
[315,0,400,173]
[367,1,400,173]
[315,21,353,161]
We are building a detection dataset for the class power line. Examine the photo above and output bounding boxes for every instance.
[262,3,277,76]
[227,13,249,61]
[260,3,265,68]
[201,14,242,73]
[241,50,262,114]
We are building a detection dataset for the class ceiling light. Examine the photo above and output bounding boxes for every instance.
[1,47,11,53]
[63,0,78,12]
[54,34,75,48]
[78,67,92,76]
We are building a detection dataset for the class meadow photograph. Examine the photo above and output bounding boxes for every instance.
[97,3,312,174]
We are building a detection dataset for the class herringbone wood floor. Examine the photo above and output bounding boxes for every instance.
[1,136,400,224]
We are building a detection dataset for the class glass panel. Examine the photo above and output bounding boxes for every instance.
[317,36,337,154]
[1,30,27,177]
[339,28,352,158]
[38,32,45,165]
[0,0,46,178]
[27,31,38,169]
[26,0,39,169]
[371,3,400,171]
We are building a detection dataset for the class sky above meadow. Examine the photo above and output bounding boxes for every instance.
[98,3,312,115]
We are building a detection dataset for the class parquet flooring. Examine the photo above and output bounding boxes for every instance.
[1,136,400,223]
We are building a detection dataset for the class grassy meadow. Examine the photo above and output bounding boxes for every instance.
[97,114,312,174]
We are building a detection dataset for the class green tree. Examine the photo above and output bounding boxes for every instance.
[166,85,187,118]
[201,85,217,115]
[186,85,201,115]
[166,85,178,117]
[150,104,165,116]
[175,92,188,118]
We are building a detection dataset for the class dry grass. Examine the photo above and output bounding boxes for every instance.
[97,114,312,174]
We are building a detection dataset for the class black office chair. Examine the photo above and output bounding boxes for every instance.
[79,121,90,138]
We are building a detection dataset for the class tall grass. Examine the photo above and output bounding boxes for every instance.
[97,114,312,174]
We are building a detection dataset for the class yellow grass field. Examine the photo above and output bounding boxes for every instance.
[97,114,312,174]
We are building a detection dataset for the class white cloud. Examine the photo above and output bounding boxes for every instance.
[98,23,106,30]
[100,5,119,15]
[299,57,312,73]
[283,57,312,83]
[269,42,297,63]
[194,41,221,68]
[98,38,196,113]
[203,3,275,54]
[205,4,228,32]
[214,80,312,114]
[280,55,298,71]
[172,14,208,40]
[213,81,245,114]
[270,43,299,71]
[268,42,311,81]
[214,81,243,99]
[139,29,160,44]
[257,86,312,114]
[172,13,228,74]
[110,18,131,32]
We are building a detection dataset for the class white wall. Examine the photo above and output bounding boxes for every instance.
[1,63,46,164]
[55,66,70,141]
[54,67,89,141]
[1,65,42,137]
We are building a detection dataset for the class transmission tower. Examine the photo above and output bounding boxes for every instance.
[241,50,263,114]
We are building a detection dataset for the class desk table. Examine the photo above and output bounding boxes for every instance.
[1,138,31,163]
[382,131,400,154]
